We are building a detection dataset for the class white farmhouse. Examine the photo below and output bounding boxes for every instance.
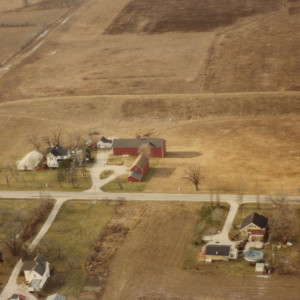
[97,136,113,149]
[22,254,50,292]
[46,145,70,168]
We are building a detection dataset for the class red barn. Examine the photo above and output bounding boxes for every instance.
[128,154,149,182]
[112,138,166,157]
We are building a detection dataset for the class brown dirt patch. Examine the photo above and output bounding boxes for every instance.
[105,0,280,34]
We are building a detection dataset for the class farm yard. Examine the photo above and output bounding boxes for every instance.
[0,94,299,195]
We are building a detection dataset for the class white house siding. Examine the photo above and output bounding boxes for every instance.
[39,262,50,290]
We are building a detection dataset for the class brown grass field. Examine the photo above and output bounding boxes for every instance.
[0,94,299,194]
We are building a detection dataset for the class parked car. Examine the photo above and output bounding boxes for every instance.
[10,294,26,300]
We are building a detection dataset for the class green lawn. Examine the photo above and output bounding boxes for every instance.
[181,204,229,270]
[35,200,117,296]
[101,157,161,193]
[106,154,136,166]
[100,170,114,179]
[0,168,92,192]
[0,199,52,293]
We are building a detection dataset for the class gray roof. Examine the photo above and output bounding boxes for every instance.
[128,171,143,180]
[36,253,48,263]
[47,294,66,300]
[10,295,20,300]
[205,245,231,257]
[131,154,148,170]
[241,212,268,230]
[100,136,112,144]
[47,145,68,157]
[34,261,46,276]
[112,138,165,149]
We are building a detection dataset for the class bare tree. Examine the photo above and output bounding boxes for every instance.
[184,164,202,191]
[255,179,261,209]
[26,133,41,152]
[0,166,10,187]
[268,194,297,243]
[52,128,62,146]
[4,160,19,182]
[68,132,83,150]
[0,223,22,256]
[138,144,152,158]
[42,135,52,147]
[236,179,244,206]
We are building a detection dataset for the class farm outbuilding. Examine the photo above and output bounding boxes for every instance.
[128,154,149,182]
[112,138,166,157]
[205,244,231,261]
[16,151,43,171]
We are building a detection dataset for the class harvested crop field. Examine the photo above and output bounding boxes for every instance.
[101,201,300,299]
[0,0,299,99]
[105,0,280,34]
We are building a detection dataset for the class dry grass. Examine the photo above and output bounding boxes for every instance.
[0,168,92,191]
[0,94,299,194]
[0,8,68,64]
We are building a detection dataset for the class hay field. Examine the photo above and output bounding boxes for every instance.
[1,0,299,100]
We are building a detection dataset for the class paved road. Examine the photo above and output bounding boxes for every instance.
[1,153,300,299]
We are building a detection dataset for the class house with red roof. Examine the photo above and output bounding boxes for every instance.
[128,154,149,182]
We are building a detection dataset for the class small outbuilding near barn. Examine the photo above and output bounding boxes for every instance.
[16,151,43,171]
[112,138,166,157]
[97,136,113,149]
[128,154,149,182]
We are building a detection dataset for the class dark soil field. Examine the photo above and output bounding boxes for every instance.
[105,0,280,34]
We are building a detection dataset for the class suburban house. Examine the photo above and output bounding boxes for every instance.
[240,212,268,242]
[205,244,232,262]
[97,136,113,149]
[22,254,50,292]
[46,145,70,168]
[112,138,166,157]
[47,294,66,300]
[128,154,149,182]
